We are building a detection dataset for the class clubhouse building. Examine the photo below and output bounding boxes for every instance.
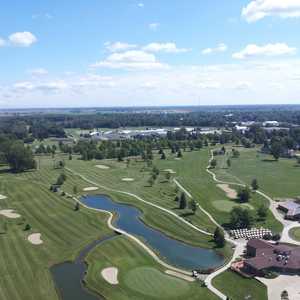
[244,240,300,276]
[232,240,300,277]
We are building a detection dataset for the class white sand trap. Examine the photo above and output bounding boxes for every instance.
[165,270,195,282]
[101,267,119,285]
[28,233,43,245]
[95,165,110,170]
[0,194,7,200]
[0,209,21,219]
[217,184,237,199]
[122,178,135,182]
[83,187,99,191]
[163,169,176,174]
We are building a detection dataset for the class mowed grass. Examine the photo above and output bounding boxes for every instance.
[212,270,267,300]
[0,160,112,300]
[85,236,219,300]
[289,227,300,242]
[65,150,234,259]
[212,200,254,212]
[214,147,300,199]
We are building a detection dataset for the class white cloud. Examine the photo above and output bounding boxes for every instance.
[149,23,160,31]
[91,50,168,70]
[233,43,297,59]
[242,0,300,22]
[143,42,190,53]
[201,43,228,55]
[137,3,144,7]
[198,82,221,89]
[13,80,67,93]
[28,68,48,76]
[9,32,37,47]
[104,41,137,52]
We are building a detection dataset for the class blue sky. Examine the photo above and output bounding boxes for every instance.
[1,0,300,108]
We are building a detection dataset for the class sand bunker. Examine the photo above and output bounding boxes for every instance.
[163,169,176,174]
[165,270,195,282]
[101,267,119,285]
[83,187,99,191]
[0,209,21,219]
[122,178,135,182]
[28,233,43,245]
[0,194,7,200]
[217,184,237,199]
[95,165,110,170]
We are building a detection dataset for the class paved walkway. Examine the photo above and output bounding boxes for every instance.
[257,275,300,300]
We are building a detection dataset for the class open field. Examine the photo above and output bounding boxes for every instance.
[214,147,300,199]
[85,236,219,300]
[212,270,267,300]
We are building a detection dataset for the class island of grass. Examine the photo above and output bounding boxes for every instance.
[289,227,300,242]
[85,236,219,300]
[212,270,267,300]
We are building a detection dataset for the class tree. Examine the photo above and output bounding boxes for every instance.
[68,153,72,160]
[6,142,36,172]
[257,205,268,220]
[214,227,226,248]
[177,150,183,158]
[251,178,259,191]
[174,195,179,202]
[73,185,78,195]
[24,224,31,231]
[74,202,80,211]
[56,173,67,186]
[161,151,166,160]
[270,141,281,160]
[238,186,251,202]
[210,159,217,168]
[179,192,187,209]
[229,207,255,229]
[189,199,198,214]
[226,158,231,168]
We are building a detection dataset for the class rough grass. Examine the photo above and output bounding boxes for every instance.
[212,200,254,212]
[212,270,267,300]
[214,147,300,199]
[85,236,219,300]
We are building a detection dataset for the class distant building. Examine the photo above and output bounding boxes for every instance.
[243,240,300,276]
[278,201,300,220]
[234,125,249,134]
[263,121,279,127]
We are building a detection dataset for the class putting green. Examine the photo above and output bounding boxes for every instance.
[212,200,254,212]
[124,267,190,298]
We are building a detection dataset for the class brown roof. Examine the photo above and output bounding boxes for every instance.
[247,239,274,250]
[245,241,300,271]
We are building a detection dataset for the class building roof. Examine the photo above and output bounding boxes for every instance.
[247,239,274,250]
[245,240,300,271]
[279,201,300,217]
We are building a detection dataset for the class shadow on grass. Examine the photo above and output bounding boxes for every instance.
[261,159,278,163]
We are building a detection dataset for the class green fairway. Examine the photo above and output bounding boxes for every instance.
[212,200,254,212]
[212,270,267,300]
[85,236,219,300]
[0,159,112,300]
[214,147,300,199]
[289,227,300,241]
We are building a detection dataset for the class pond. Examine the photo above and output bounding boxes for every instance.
[51,194,224,300]
[82,194,224,270]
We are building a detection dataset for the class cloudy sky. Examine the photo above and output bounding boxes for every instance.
[1,0,300,108]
